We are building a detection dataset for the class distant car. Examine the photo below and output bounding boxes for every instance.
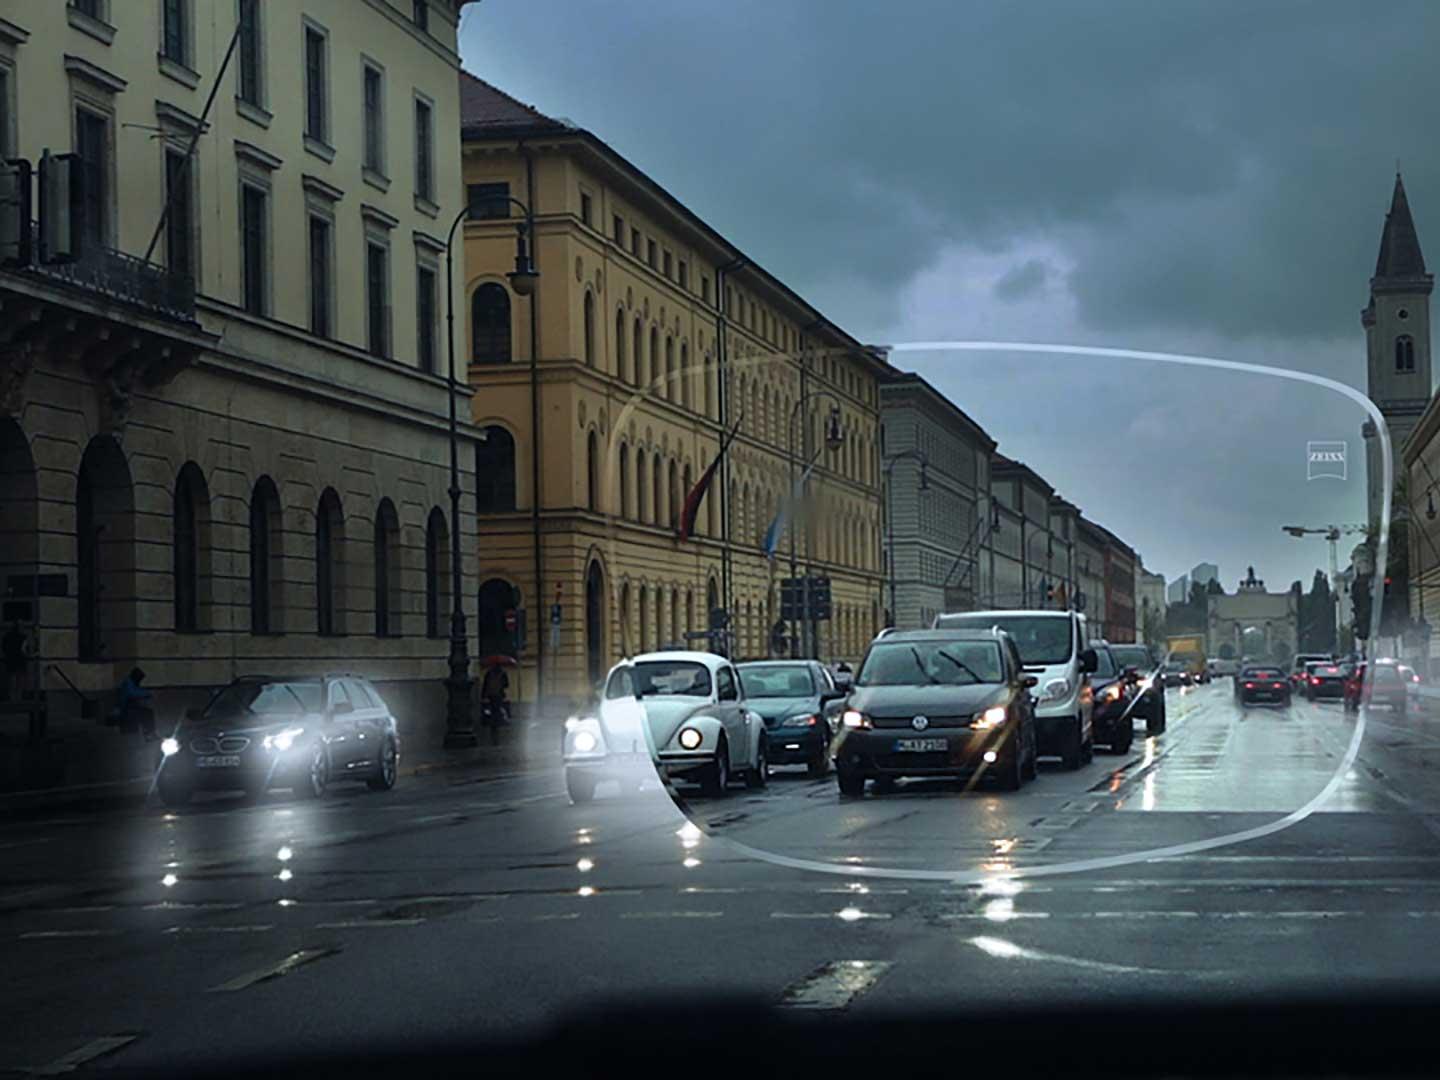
[1237,665,1291,708]
[1302,660,1349,701]
[1344,659,1411,713]
[1162,662,1192,688]
[1107,642,1167,735]
[1290,652,1332,692]
[1087,641,1138,754]
[1209,658,1240,678]
[833,628,1040,795]
[738,660,847,777]
[156,674,400,808]
[563,651,769,802]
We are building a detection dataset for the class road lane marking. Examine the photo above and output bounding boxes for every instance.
[618,911,724,919]
[770,910,893,921]
[779,961,891,1010]
[970,935,1171,975]
[29,1034,139,1075]
[207,947,340,992]
[528,913,580,921]
[162,924,274,934]
[314,918,424,928]
[18,929,119,940]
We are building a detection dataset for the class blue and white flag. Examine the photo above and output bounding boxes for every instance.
[762,457,819,560]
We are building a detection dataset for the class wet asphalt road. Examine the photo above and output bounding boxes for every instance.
[4,682,1440,1074]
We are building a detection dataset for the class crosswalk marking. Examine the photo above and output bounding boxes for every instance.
[779,961,891,1010]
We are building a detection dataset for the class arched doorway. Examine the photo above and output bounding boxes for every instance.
[76,436,135,662]
[585,561,605,685]
[0,419,38,626]
[477,577,516,658]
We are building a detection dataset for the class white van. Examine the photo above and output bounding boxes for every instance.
[932,609,1097,768]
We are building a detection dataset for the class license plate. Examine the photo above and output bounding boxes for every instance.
[196,754,240,768]
[893,738,948,752]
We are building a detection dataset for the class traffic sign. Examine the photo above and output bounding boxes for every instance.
[504,608,517,633]
[550,603,562,626]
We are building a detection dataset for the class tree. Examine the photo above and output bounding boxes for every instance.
[1299,569,1335,653]
[1206,578,1224,596]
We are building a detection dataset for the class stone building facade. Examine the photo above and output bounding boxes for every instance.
[0,1,478,787]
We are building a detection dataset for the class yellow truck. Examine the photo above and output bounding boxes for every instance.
[1166,635,1209,684]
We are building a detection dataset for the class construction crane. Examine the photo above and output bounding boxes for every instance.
[1280,524,1369,592]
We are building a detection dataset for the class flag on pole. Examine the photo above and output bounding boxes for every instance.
[762,456,820,560]
[676,419,741,541]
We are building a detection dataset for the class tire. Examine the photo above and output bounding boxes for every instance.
[157,774,191,808]
[1059,718,1083,770]
[366,737,398,791]
[301,744,328,800]
[836,768,866,797]
[701,739,730,797]
[1112,723,1134,755]
[745,739,769,789]
[996,736,1024,791]
[807,745,829,779]
[1022,729,1038,779]
[565,768,596,805]
[1147,694,1167,736]
[1081,731,1095,765]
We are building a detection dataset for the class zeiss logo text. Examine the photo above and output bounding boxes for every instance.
[1306,441,1347,481]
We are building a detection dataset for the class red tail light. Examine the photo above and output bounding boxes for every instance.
[1272,682,1284,689]
[1310,676,1320,684]
[1244,682,1255,689]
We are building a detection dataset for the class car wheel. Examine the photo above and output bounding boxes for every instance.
[366,737,399,791]
[997,737,1024,791]
[1112,723,1134,755]
[807,745,830,779]
[836,768,866,797]
[1148,697,1167,736]
[701,739,730,797]
[745,739,769,790]
[301,744,328,800]
[565,768,596,805]
[1022,729,1039,779]
[1060,718,1083,770]
[157,774,191,808]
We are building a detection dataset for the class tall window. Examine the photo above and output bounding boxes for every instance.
[307,214,331,336]
[587,432,599,511]
[467,181,509,220]
[632,317,643,385]
[237,0,262,106]
[0,68,10,160]
[425,508,448,638]
[416,264,437,374]
[471,283,511,364]
[366,241,390,357]
[615,310,627,382]
[613,214,624,243]
[249,477,281,634]
[241,183,267,315]
[1397,335,1416,373]
[412,0,429,31]
[75,108,108,248]
[315,488,344,636]
[583,292,595,367]
[636,454,647,522]
[374,499,400,636]
[580,192,592,226]
[475,425,517,512]
[71,0,103,16]
[647,238,657,268]
[362,65,384,173]
[630,228,640,256]
[619,444,630,519]
[162,0,189,65]
[304,26,328,143]
[414,97,434,202]
[164,148,194,281]
[173,463,208,633]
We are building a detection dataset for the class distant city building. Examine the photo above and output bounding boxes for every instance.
[1167,575,1190,604]
[1136,566,1166,645]
[1208,569,1299,662]
[1189,562,1220,589]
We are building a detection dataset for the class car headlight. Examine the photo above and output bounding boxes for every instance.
[678,727,704,750]
[1139,676,1154,690]
[160,737,180,757]
[971,706,1007,730]
[262,727,306,752]
[1040,678,1072,702]
[1100,684,1123,703]
[785,714,820,727]
[842,709,872,730]
[572,730,598,753]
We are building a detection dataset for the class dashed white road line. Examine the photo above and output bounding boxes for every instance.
[314,917,424,929]
[618,910,724,920]
[28,1034,139,1075]
[207,947,339,993]
[18,929,119,940]
[779,960,892,1010]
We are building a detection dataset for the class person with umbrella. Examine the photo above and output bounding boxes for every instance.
[479,654,515,744]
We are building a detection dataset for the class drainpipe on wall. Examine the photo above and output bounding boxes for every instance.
[521,141,545,704]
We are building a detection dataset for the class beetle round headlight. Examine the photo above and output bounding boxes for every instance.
[160,737,180,757]
[678,727,703,750]
[573,730,597,753]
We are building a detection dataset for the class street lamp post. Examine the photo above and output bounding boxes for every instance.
[441,196,538,749]
[882,449,929,630]
[787,390,844,657]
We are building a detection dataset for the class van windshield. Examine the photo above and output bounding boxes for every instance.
[934,614,1073,665]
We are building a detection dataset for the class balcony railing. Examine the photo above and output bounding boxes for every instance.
[8,221,196,324]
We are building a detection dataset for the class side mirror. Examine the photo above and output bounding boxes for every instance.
[1022,675,1039,688]
[184,706,203,723]
[820,689,846,704]
[1080,648,1099,674]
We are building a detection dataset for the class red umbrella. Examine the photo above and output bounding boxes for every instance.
[478,655,518,669]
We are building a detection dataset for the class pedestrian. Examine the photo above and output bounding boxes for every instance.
[112,667,157,740]
[1,619,33,703]
[481,663,510,738]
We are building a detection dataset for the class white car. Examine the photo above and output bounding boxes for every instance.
[562,651,770,804]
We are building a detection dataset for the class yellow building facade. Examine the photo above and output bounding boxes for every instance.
[459,76,887,705]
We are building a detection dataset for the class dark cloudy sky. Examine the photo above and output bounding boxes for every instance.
[460,0,1435,591]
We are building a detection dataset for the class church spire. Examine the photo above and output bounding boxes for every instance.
[1374,172,1429,281]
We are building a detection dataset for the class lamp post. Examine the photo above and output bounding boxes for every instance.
[787,391,844,658]
[883,449,929,630]
[442,195,538,749]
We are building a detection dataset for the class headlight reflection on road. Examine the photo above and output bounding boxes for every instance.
[1142,773,1157,812]
[277,868,293,883]
[578,886,596,898]
[984,898,1016,922]
[161,872,178,888]
[277,846,293,862]
[677,822,702,850]
[682,857,701,869]
[576,858,594,873]
[972,936,1024,959]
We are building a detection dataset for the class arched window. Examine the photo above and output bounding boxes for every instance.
[685,590,694,640]
[652,452,663,527]
[587,430,600,511]
[173,462,211,633]
[425,507,449,638]
[668,460,680,530]
[374,498,401,636]
[316,487,345,636]
[475,425,517,512]
[77,436,135,661]
[638,584,649,650]
[648,327,659,394]
[703,355,714,417]
[664,337,675,401]
[680,343,691,409]
[670,586,680,645]
[682,464,694,534]
[636,452,648,523]
[616,309,627,382]
[1397,335,1416,373]
[471,283,511,365]
[654,587,664,650]
[583,291,595,367]
[619,443,631,519]
[249,476,283,634]
[633,317,643,386]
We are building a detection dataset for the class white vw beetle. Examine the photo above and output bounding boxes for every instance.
[563,651,769,804]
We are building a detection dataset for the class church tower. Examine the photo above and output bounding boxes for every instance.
[1363,174,1434,525]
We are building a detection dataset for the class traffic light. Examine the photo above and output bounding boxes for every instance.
[1352,576,1372,639]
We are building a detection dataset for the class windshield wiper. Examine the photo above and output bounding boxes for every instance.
[934,650,983,683]
[909,647,941,685]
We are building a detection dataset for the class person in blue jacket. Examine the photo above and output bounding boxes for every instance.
[113,667,156,740]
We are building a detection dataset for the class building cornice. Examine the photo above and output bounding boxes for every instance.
[64,54,127,94]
